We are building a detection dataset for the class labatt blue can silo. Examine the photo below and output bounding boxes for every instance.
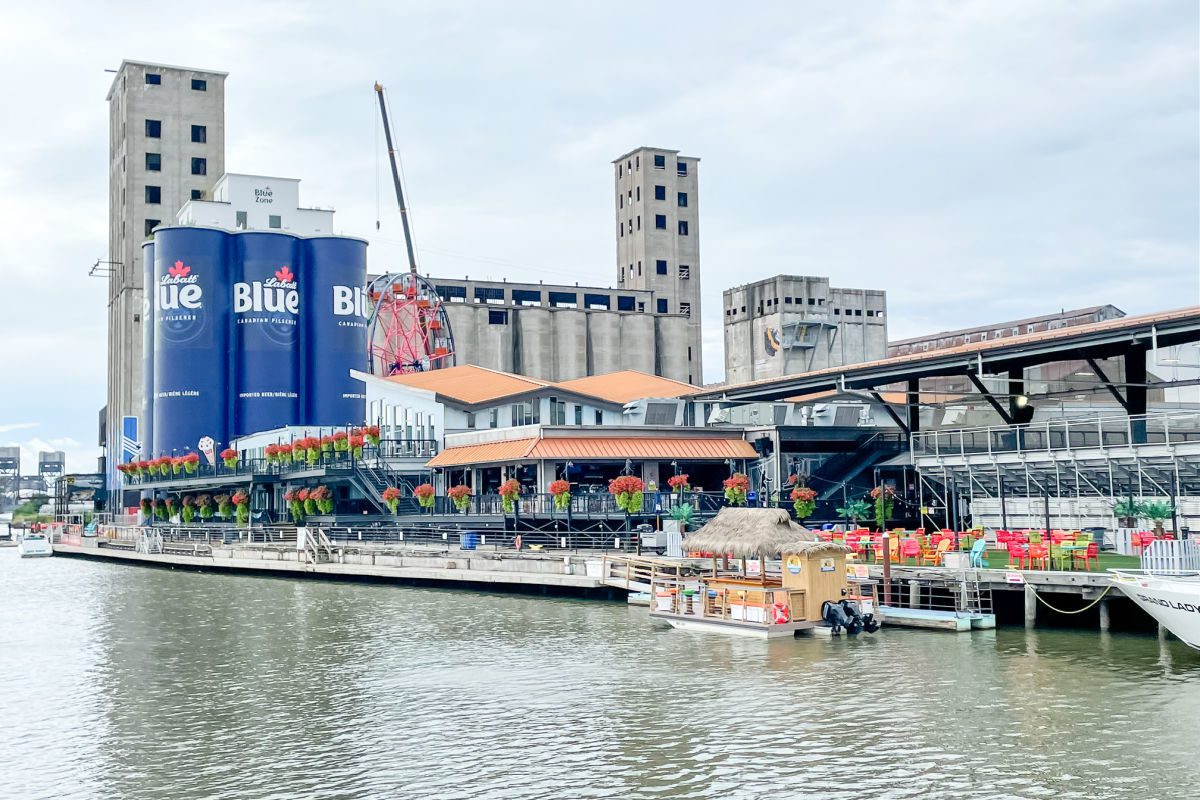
[151,227,231,458]
[231,231,302,437]
[302,236,368,427]
[141,240,155,460]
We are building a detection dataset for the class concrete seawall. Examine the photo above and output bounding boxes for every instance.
[53,543,623,599]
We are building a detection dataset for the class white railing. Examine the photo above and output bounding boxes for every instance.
[1143,539,1200,574]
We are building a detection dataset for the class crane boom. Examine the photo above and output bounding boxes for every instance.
[374,82,418,275]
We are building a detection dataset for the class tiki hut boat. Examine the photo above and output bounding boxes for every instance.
[648,508,879,638]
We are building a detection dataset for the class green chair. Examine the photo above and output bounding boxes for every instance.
[1076,532,1092,544]
[1029,531,1043,545]
[1049,543,1069,570]
[960,534,975,551]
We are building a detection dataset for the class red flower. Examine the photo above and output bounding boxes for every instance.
[413,483,435,499]
[447,485,471,501]
[667,474,690,490]
[332,431,348,442]
[349,435,364,448]
[723,474,750,492]
[168,260,191,278]
[548,479,571,496]
[297,489,310,501]
[274,265,294,283]
[499,479,521,498]
[184,453,199,464]
[608,476,645,496]
[381,486,401,502]
[283,490,295,502]
[231,490,248,506]
[365,425,381,438]
[220,448,237,459]
[790,486,817,502]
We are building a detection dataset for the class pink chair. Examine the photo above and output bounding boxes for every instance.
[899,539,921,564]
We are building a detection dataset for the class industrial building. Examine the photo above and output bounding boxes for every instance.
[887,305,1126,356]
[722,275,888,384]
[175,173,333,234]
[102,59,227,500]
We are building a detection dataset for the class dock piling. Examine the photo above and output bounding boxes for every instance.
[1098,597,1111,632]
[908,580,920,609]
[1024,584,1037,628]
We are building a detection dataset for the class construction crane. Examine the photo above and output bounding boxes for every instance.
[373,82,419,275]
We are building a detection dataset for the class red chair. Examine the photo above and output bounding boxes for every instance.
[1072,542,1099,571]
[1027,544,1049,570]
[1131,532,1150,556]
[899,538,921,564]
[995,530,1011,546]
[1006,542,1027,569]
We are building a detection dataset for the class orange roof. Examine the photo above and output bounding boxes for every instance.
[553,370,697,405]
[427,435,757,468]
[383,364,551,405]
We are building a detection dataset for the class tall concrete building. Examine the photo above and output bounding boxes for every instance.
[613,147,703,384]
[722,275,888,383]
[104,60,226,487]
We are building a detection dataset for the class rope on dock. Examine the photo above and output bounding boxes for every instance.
[1029,585,1112,614]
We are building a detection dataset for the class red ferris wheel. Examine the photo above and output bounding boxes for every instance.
[367,271,455,375]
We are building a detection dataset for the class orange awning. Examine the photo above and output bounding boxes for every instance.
[427,436,756,468]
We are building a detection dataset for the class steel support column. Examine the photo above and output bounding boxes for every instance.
[1125,347,1148,443]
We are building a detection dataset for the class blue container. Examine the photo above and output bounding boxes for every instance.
[301,237,368,427]
[151,227,231,459]
[231,232,302,437]
[459,532,480,551]
[140,240,155,462]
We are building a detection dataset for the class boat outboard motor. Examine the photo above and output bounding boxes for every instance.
[821,600,853,634]
[839,599,880,634]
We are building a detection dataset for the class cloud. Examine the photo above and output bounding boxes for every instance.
[0,423,39,435]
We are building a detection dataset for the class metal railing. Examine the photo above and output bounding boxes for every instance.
[119,439,438,486]
[406,490,730,519]
[1142,538,1200,574]
[911,411,1200,458]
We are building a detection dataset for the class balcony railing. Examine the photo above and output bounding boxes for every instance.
[911,412,1200,459]
[120,439,438,486]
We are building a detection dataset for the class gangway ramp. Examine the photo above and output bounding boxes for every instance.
[600,554,701,593]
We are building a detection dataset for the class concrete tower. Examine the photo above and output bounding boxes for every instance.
[613,147,703,384]
[104,60,226,494]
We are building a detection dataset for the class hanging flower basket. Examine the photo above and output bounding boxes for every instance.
[349,435,364,460]
[667,474,690,493]
[265,444,279,465]
[381,486,401,514]
[310,486,333,514]
[332,430,349,452]
[184,452,200,474]
[215,493,233,518]
[140,498,152,516]
[499,479,521,514]
[231,489,250,524]
[320,435,333,454]
[548,479,571,511]
[197,493,214,520]
[608,475,645,514]
[870,485,896,531]
[723,473,750,506]
[447,485,472,513]
[304,438,321,465]
[790,485,817,521]
[284,490,304,522]
[365,425,381,447]
[299,488,316,516]
[413,483,436,510]
[152,498,167,520]
[181,495,196,523]
[220,448,238,469]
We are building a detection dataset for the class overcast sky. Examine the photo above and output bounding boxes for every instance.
[0,0,1197,474]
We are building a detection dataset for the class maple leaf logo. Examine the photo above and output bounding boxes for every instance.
[275,265,294,283]
[168,261,191,278]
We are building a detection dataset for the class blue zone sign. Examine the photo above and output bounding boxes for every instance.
[121,416,141,463]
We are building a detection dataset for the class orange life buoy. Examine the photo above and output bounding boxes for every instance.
[771,602,790,625]
[513,534,522,550]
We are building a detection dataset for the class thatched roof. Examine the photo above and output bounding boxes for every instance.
[683,508,820,558]
[780,540,853,557]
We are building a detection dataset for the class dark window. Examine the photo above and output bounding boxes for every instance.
[636,215,640,230]
[550,397,566,425]
[637,261,642,275]
[678,192,688,207]
[654,185,666,200]
[466,412,476,429]
[475,286,504,304]
[191,125,206,143]
[511,401,539,426]
[268,215,281,229]
[645,402,677,425]
[680,302,691,318]
[653,154,665,169]
[655,215,666,230]
[635,155,640,169]
[191,157,207,175]
[584,293,611,310]
[145,73,161,85]
[619,194,623,209]
[145,152,161,171]
[235,210,248,229]
[619,222,624,237]
[656,260,668,275]
[190,189,202,200]
[436,284,467,302]
[144,219,159,237]
[657,299,668,314]
[512,289,541,306]
[548,291,577,308]
[488,309,509,325]
[574,405,583,425]
[784,296,792,304]
[145,119,161,138]
[617,295,635,312]
[490,409,499,428]
[595,409,603,424]
[679,264,690,280]
[637,302,645,312]
[144,185,161,204]
[618,164,623,177]
[677,161,687,176]
[678,220,689,235]
[636,186,640,201]
[191,78,207,91]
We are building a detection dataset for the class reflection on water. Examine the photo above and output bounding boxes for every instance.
[2,550,1198,800]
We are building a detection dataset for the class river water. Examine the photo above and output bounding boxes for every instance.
[2,550,1198,800]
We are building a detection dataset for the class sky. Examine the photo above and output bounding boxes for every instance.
[0,0,1197,474]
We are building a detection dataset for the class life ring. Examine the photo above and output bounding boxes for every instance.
[513,534,522,551]
[771,602,790,625]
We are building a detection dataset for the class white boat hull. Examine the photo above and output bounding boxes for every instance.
[1110,571,1200,650]
[16,534,53,558]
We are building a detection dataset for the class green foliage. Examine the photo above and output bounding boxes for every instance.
[1141,500,1175,522]
[1111,498,1146,519]
[10,495,50,522]
[669,503,695,528]
[837,500,871,523]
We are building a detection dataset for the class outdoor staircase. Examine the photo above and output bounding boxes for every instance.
[813,432,908,500]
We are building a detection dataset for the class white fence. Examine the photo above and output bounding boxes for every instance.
[1142,539,1200,574]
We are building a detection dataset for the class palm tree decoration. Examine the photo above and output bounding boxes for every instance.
[1141,500,1175,537]
[837,500,871,528]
